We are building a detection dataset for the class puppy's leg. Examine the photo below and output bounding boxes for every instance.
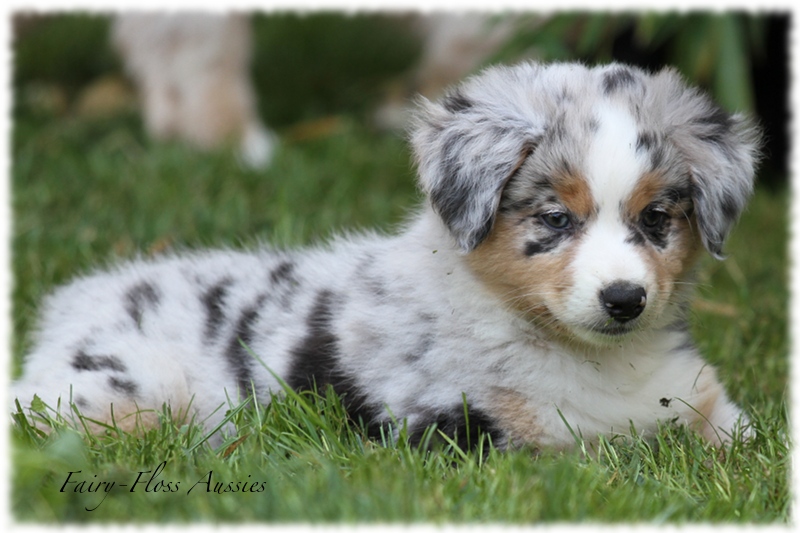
[11,263,239,437]
[688,367,749,444]
[12,335,196,434]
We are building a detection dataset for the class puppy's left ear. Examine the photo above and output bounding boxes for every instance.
[668,79,762,259]
[411,88,544,252]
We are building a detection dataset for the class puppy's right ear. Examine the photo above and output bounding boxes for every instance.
[411,86,544,252]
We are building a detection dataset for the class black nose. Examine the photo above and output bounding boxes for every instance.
[599,282,646,323]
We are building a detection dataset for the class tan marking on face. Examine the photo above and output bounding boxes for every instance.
[646,215,703,304]
[468,170,598,337]
[623,171,703,311]
[488,387,543,447]
[467,213,576,336]
[552,170,595,219]
[626,171,665,215]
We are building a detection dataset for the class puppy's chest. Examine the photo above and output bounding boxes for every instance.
[448,336,686,445]
[485,336,701,445]
[340,310,664,406]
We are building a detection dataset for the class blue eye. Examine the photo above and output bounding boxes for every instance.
[540,211,571,230]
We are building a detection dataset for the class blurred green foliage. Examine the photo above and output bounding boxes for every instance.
[13,12,773,119]
[13,11,784,181]
[492,12,769,114]
[13,14,119,96]
[251,13,421,126]
[13,12,421,127]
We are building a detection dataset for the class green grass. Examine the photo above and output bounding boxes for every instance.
[11,106,790,522]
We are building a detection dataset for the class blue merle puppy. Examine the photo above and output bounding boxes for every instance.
[12,62,760,450]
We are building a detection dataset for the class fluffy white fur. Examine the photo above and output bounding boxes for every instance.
[12,62,760,451]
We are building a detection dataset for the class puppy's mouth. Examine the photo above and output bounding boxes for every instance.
[590,319,640,337]
[568,317,644,342]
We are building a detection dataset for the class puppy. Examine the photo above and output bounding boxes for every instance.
[12,62,759,450]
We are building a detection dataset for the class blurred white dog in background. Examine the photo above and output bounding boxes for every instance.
[112,13,276,169]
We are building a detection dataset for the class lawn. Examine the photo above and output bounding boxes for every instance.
[10,101,790,524]
[9,14,790,525]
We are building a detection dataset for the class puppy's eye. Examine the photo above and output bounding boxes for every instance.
[540,211,571,230]
[641,208,669,229]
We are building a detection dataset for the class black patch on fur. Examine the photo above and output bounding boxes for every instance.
[719,191,740,221]
[524,232,570,256]
[430,121,536,251]
[558,157,574,176]
[693,104,733,145]
[603,67,637,94]
[626,228,647,247]
[636,131,656,151]
[471,213,497,248]
[108,376,138,397]
[201,278,233,341]
[627,223,669,250]
[269,260,296,285]
[287,290,340,393]
[499,199,531,214]
[432,135,469,223]
[268,260,301,308]
[442,91,473,113]
[651,147,666,169]
[659,397,672,407]
[636,132,666,169]
[125,282,160,331]
[224,295,266,398]
[287,290,379,435]
[635,132,659,166]
[499,174,555,214]
[404,330,435,364]
[689,180,720,249]
[432,142,500,251]
[408,403,502,451]
[626,184,693,249]
[71,351,126,372]
[663,185,693,205]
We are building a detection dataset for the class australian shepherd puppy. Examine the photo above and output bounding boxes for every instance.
[12,62,760,451]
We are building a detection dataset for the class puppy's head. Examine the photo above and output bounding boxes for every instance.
[412,62,760,345]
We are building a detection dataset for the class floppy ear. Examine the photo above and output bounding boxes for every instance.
[411,88,544,252]
[665,77,762,259]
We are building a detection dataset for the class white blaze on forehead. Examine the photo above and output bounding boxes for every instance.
[559,102,654,329]
[584,103,648,214]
